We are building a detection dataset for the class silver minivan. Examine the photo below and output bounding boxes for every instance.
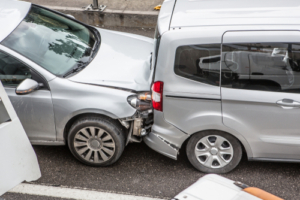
[144,0,300,173]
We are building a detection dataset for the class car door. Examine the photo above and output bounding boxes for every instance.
[0,50,56,141]
[221,31,300,160]
[162,43,223,135]
[0,80,41,196]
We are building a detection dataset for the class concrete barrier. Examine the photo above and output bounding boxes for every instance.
[45,6,159,28]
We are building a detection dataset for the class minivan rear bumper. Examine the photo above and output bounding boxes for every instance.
[143,110,189,160]
[143,132,178,160]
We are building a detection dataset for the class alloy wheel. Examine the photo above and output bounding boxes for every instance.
[73,126,115,163]
[194,135,233,168]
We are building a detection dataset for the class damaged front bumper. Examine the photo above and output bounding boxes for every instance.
[119,109,153,145]
[119,93,189,160]
[119,92,154,144]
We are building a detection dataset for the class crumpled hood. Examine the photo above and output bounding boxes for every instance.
[69,28,154,91]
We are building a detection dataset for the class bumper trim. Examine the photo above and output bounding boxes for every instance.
[143,132,178,160]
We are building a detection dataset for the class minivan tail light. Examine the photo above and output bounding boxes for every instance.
[151,81,163,111]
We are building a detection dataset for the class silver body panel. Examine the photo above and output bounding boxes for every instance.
[5,88,56,141]
[170,0,300,28]
[156,0,175,35]
[0,53,138,142]
[49,77,137,141]
[69,28,153,92]
[221,31,300,160]
[143,110,189,159]
[144,0,300,163]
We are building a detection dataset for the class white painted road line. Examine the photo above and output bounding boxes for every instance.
[9,183,165,200]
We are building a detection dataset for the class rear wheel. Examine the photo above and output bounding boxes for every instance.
[67,116,125,166]
[186,130,242,173]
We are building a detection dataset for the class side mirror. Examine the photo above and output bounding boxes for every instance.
[16,79,39,95]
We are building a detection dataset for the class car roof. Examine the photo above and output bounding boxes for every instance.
[158,0,300,33]
[0,0,31,43]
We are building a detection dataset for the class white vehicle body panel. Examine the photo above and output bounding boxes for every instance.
[0,81,41,196]
[0,0,31,43]
[173,174,261,200]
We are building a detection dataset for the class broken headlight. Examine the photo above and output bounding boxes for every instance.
[127,92,152,111]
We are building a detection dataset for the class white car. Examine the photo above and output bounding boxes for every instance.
[173,174,282,200]
[0,80,41,195]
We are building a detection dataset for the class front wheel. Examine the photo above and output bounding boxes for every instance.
[186,130,242,173]
[68,117,125,166]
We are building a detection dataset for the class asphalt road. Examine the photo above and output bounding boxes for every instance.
[2,27,300,200]
[3,142,300,200]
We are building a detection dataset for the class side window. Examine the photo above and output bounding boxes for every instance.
[0,51,31,87]
[174,44,221,86]
[221,43,300,93]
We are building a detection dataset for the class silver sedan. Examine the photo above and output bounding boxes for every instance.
[0,0,153,166]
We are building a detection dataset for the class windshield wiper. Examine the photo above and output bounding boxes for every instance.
[63,29,100,78]
[63,63,88,78]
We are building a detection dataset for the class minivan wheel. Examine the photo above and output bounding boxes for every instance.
[68,117,125,167]
[186,131,242,173]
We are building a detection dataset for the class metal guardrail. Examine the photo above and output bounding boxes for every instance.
[83,0,107,12]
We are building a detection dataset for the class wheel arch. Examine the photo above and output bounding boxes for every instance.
[182,128,253,159]
[63,112,124,142]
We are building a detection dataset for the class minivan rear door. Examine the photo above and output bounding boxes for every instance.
[221,31,300,160]
[0,81,41,195]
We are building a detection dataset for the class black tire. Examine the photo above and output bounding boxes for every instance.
[186,130,242,173]
[67,116,125,167]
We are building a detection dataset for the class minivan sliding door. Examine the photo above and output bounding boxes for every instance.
[221,31,300,161]
[163,44,222,135]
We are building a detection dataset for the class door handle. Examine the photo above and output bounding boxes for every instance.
[276,99,300,107]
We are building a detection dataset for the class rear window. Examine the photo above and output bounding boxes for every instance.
[174,44,221,86]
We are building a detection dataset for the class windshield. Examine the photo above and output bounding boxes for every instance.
[1,5,99,77]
